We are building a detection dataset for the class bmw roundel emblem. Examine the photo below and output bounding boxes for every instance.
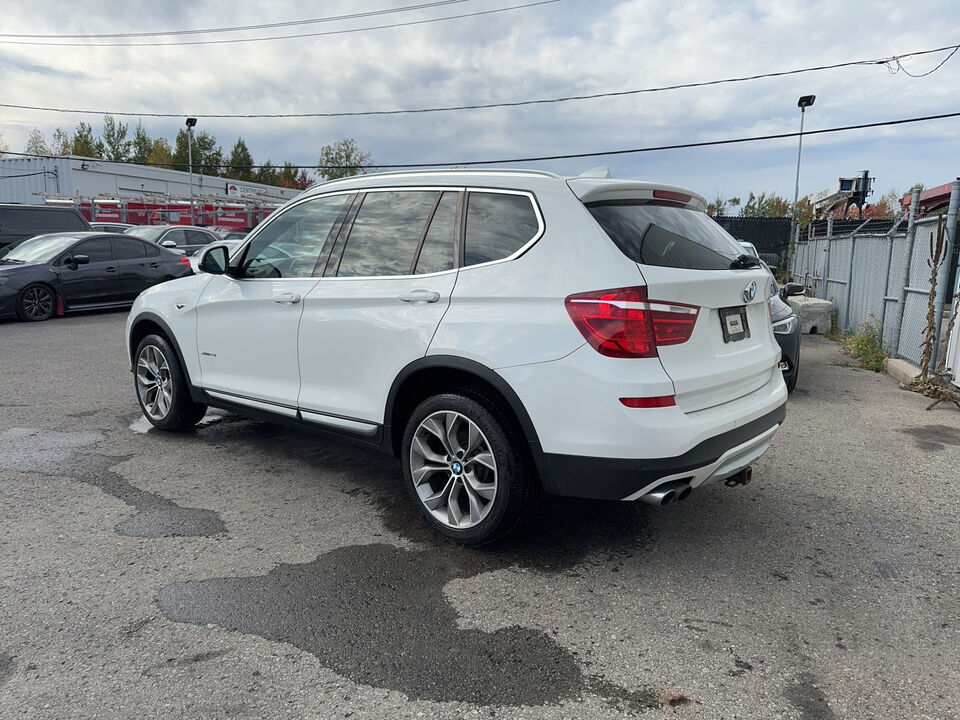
[452,461,463,474]
[742,281,757,304]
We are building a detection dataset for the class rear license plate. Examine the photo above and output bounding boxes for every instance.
[719,306,750,343]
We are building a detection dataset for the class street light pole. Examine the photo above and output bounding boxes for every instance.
[185,117,197,225]
[790,95,816,253]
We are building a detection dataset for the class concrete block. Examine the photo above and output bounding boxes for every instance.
[887,358,921,385]
[787,296,833,334]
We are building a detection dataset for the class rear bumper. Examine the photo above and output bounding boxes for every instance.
[536,403,786,500]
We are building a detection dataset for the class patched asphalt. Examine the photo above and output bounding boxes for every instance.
[1,309,959,719]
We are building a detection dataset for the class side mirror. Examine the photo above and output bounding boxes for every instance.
[782,282,806,298]
[160,239,178,248]
[199,244,230,275]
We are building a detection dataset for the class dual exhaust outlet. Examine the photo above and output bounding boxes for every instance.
[639,466,753,506]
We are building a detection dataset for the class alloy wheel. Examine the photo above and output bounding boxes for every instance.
[136,345,173,420]
[22,286,53,320]
[409,410,499,529]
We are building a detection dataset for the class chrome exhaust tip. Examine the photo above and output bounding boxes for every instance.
[640,480,692,506]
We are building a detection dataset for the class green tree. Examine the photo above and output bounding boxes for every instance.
[173,128,222,174]
[131,121,152,164]
[24,128,50,155]
[51,128,71,155]
[146,138,173,168]
[317,138,374,181]
[739,191,791,218]
[70,122,101,157]
[706,194,730,217]
[277,161,299,188]
[101,115,131,161]
[225,137,254,180]
[256,159,278,185]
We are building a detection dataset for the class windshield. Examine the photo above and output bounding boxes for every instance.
[1,234,79,263]
[125,226,165,241]
[587,202,744,270]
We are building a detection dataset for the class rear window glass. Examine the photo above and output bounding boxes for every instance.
[0,207,88,232]
[587,202,743,270]
[464,192,540,266]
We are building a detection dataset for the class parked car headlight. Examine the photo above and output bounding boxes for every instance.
[772,314,798,334]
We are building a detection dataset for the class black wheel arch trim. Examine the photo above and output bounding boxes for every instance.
[128,312,204,403]
[383,355,545,465]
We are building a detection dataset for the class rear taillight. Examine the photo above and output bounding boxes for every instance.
[179,257,191,266]
[564,286,699,358]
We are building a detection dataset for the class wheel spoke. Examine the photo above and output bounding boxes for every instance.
[412,462,448,487]
[460,477,484,525]
[444,412,464,456]
[446,478,464,526]
[411,434,447,464]
[470,451,496,472]
[463,471,497,500]
[423,476,455,511]
[421,416,454,456]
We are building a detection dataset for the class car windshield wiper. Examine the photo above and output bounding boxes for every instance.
[0,258,26,264]
[730,253,761,269]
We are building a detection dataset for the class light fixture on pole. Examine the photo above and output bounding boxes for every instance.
[790,95,815,251]
[185,117,197,225]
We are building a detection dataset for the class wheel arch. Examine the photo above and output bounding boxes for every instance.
[128,312,196,391]
[384,356,544,462]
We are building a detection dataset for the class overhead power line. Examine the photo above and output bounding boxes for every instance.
[1,43,955,119]
[0,0,473,39]
[5,111,958,170]
[0,0,560,47]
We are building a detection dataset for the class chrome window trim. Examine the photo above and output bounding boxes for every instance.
[459,187,545,271]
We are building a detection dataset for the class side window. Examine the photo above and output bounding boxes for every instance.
[114,237,148,260]
[186,229,215,246]
[463,192,540,266]
[162,229,187,247]
[336,191,438,277]
[144,242,160,257]
[241,194,352,279]
[414,191,457,275]
[72,237,113,263]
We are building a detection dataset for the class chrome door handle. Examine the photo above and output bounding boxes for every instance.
[273,292,302,304]
[398,289,440,303]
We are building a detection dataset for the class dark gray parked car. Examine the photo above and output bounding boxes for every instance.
[0,232,191,322]
[0,204,91,255]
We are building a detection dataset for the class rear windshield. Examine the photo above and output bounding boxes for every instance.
[586,202,744,270]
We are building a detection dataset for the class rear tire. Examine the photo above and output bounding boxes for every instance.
[16,284,55,322]
[786,352,799,393]
[401,391,536,546]
[134,334,207,431]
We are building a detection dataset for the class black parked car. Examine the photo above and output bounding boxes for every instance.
[124,224,221,256]
[0,232,191,322]
[772,283,805,392]
[0,204,91,255]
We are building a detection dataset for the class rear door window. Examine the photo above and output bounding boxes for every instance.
[186,229,215,246]
[414,191,458,275]
[114,237,148,260]
[336,191,438,277]
[586,202,744,270]
[463,191,540,266]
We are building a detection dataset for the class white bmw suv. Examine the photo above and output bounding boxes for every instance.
[126,169,786,544]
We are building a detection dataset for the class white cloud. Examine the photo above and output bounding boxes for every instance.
[1,0,958,201]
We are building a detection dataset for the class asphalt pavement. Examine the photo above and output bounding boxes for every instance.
[1,309,958,719]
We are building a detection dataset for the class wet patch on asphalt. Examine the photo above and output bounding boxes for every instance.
[901,424,960,451]
[156,421,671,709]
[0,428,225,538]
[157,542,659,710]
[784,672,836,720]
[0,651,14,687]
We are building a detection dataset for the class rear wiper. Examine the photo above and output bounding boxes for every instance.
[730,254,761,269]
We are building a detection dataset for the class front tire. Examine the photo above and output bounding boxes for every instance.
[134,334,207,431]
[16,284,55,322]
[401,392,536,546]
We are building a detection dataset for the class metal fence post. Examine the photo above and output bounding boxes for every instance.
[928,179,960,373]
[878,225,898,339]
[892,189,922,358]
[823,217,833,299]
[843,235,857,330]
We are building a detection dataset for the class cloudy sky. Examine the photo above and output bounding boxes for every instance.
[1,0,958,204]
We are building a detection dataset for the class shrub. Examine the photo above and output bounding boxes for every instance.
[840,318,888,372]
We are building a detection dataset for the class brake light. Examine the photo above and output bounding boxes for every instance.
[179,257,191,266]
[653,189,692,204]
[564,286,699,358]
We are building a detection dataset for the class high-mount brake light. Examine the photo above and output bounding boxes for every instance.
[652,189,692,204]
[564,286,699,358]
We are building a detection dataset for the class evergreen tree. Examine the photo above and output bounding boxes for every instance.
[131,121,152,164]
[70,122,100,157]
[101,115,131,161]
[226,137,254,180]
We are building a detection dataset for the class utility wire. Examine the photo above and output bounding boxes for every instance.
[0,170,59,180]
[889,45,960,77]
[5,111,958,170]
[0,0,560,47]
[1,43,955,119]
[0,0,473,39]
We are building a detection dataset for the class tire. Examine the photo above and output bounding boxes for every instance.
[401,391,536,546]
[16,283,56,322]
[134,334,207,431]
[786,352,799,393]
